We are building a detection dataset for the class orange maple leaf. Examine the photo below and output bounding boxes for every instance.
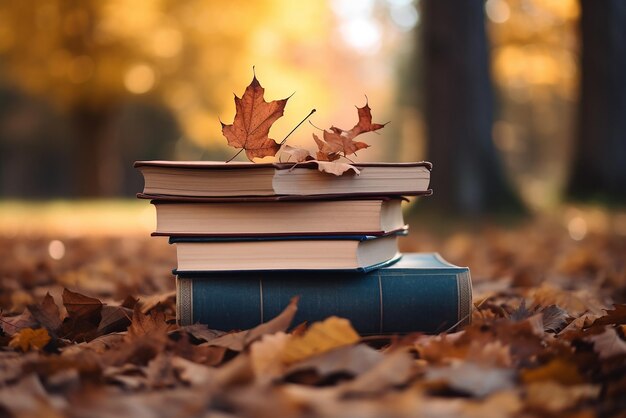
[221,72,290,161]
[313,101,387,161]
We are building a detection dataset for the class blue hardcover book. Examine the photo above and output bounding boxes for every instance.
[176,253,472,334]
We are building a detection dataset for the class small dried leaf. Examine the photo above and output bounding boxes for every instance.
[593,304,626,326]
[0,310,37,336]
[28,293,62,333]
[587,327,626,359]
[9,328,51,352]
[525,382,600,412]
[62,288,102,323]
[208,297,298,351]
[520,359,584,385]
[281,316,359,364]
[280,145,313,163]
[250,332,291,384]
[314,101,385,159]
[315,161,360,176]
[126,308,175,342]
[425,361,516,397]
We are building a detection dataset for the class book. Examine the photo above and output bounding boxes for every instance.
[169,234,401,272]
[175,253,472,334]
[148,197,406,237]
[134,161,432,198]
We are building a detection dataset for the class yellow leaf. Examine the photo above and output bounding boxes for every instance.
[525,382,600,412]
[281,316,359,364]
[9,328,51,352]
[521,359,584,385]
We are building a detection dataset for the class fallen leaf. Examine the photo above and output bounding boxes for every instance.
[171,356,215,386]
[221,72,289,160]
[177,324,226,343]
[525,382,600,412]
[208,296,298,351]
[540,305,569,332]
[425,361,516,397]
[281,316,359,364]
[97,305,132,335]
[62,289,102,320]
[593,304,626,326]
[27,293,63,333]
[60,288,102,341]
[138,290,176,314]
[0,373,66,417]
[250,331,291,384]
[340,348,414,394]
[587,327,626,359]
[286,343,384,381]
[520,358,584,385]
[0,310,37,336]
[9,328,51,352]
[125,308,175,342]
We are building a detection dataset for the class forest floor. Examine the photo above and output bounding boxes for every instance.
[0,202,625,418]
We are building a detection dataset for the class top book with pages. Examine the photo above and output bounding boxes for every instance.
[135,161,432,198]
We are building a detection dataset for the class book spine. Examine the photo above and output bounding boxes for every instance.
[176,268,472,334]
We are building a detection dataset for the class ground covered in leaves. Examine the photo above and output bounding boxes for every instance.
[1,209,625,418]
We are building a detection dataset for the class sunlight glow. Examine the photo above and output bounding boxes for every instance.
[390,3,419,31]
[152,28,182,58]
[124,64,156,94]
[48,240,66,260]
[332,0,381,54]
[485,0,511,24]
[568,216,588,241]
[338,18,381,53]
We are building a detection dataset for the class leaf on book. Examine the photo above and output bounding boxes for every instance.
[279,145,313,163]
[314,100,387,161]
[221,72,289,161]
[314,160,360,176]
[281,316,359,364]
[9,328,50,352]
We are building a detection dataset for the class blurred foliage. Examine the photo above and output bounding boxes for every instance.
[0,0,403,154]
[485,0,580,210]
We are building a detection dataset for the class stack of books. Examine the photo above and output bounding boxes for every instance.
[136,160,472,334]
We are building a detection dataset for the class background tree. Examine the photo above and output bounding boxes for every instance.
[420,0,522,215]
[568,0,626,201]
[0,0,336,196]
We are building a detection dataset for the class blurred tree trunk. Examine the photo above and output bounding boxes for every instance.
[71,104,117,197]
[567,0,626,200]
[421,0,521,215]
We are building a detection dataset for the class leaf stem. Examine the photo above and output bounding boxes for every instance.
[225,148,244,163]
[280,109,316,146]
